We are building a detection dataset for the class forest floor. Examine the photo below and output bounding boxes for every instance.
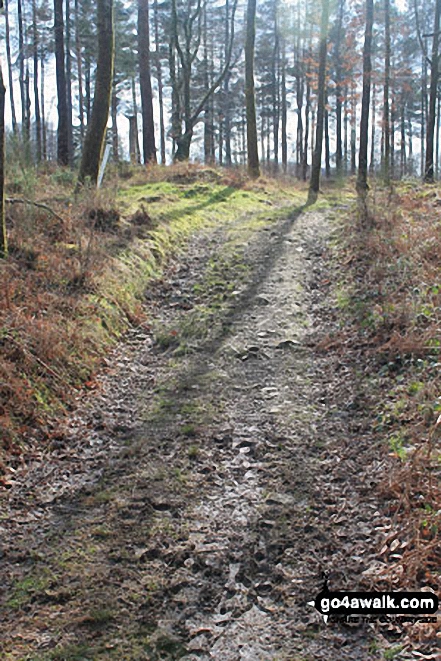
[0,177,439,660]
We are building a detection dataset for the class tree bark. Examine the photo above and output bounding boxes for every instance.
[75,0,85,144]
[245,0,259,178]
[424,0,441,182]
[4,0,17,135]
[0,62,6,258]
[356,0,374,220]
[138,0,157,164]
[309,0,330,199]
[154,0,166,164]
[111,82,119,163]
[335,0,344,174]
[55,0,69,165]
[32,0,42,162]
[383,0,391,182]
[17,0,27,141]
[77,0,114,187]
[65,0,74,165]
[281,42,287,174]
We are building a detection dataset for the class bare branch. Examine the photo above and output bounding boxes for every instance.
[6,197,65,223]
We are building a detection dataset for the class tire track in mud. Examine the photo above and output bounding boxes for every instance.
[1,206,384,660]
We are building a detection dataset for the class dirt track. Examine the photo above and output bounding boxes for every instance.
[1,204,404,659]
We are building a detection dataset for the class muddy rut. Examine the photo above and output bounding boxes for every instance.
[1,206,393,659]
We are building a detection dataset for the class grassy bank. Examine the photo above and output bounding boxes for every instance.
[0,164,304,477]
[331,182,440,605]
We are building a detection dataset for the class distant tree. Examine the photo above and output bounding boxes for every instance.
[309,0,330,199]
[245,0,259,177]
[383,0,391,182]
[138,0,156,163]
[77,0,114,187]
[4,0,17,135]
[356,0,374,217]
[0,59,6,258]
[170,0,237,161]
[54,0,69,165]
[424,0,441,182]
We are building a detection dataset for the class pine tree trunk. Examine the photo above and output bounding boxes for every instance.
[351,83,357,174]
[17,0,27,141]
[295,41,304,178]
[131,77,141,164]
[224,0,232,166]
[272,8,279,172]
[325,102,330,177]
[245,0,259,178]
[0,62,6,258]
[383,0,391,182]
[75,0,85,144]
[4,0,17,135]
[309,0,330,198]
[138,0,156,164]
[370,82,376,173]
[281,43,287,174]
[41,55,47,159]
[55,0,69,165]
[32,0,42,162]
[356,0,374,225]
[335,0,344,174]
[154,0,166,164]
[111,82,119,163]
[424,0,441,182]
[302,76,310,181]
[65,0,74,165]
[421,55,427,175]
[77,0,114,187]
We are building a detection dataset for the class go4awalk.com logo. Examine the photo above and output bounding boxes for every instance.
[308,578,439,624]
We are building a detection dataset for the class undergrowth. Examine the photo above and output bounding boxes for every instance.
[332,181,441,641]
[0,162,303,480]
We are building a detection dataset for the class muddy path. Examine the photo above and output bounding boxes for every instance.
[1,202,398,660]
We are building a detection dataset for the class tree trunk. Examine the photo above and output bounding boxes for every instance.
[245,0,259,178]
[0,62,6,258]
[281,43,287,174]
[351,83,357,174]
[424,0,441,182]
[65,0,74,165]
[309,0,330,199]
[4,0,17,135]
[41,54,47,159]
[32,0,42,162]
[356,0,374,221]
[335,0,344,174]
[111,83,119,163]
[77,0,114,187]
[370,82,376,173]
[401,101,406,177]
[138,0,156,164]
[224,0,232,166]
[325,101,330,177]
[131,77,141,164]
[55,0,69,165]
[17,0,27,141]
[421,54,427,175]
[75,0,85,145]
[356,0,374,192]
[295,40,304,178]
[272,6,279,172]
[344,86,349,171]
[154,0,166,164]
[302,75,310,181]
[383,0,391,182]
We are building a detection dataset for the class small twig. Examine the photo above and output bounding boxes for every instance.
[6,197,65,223]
